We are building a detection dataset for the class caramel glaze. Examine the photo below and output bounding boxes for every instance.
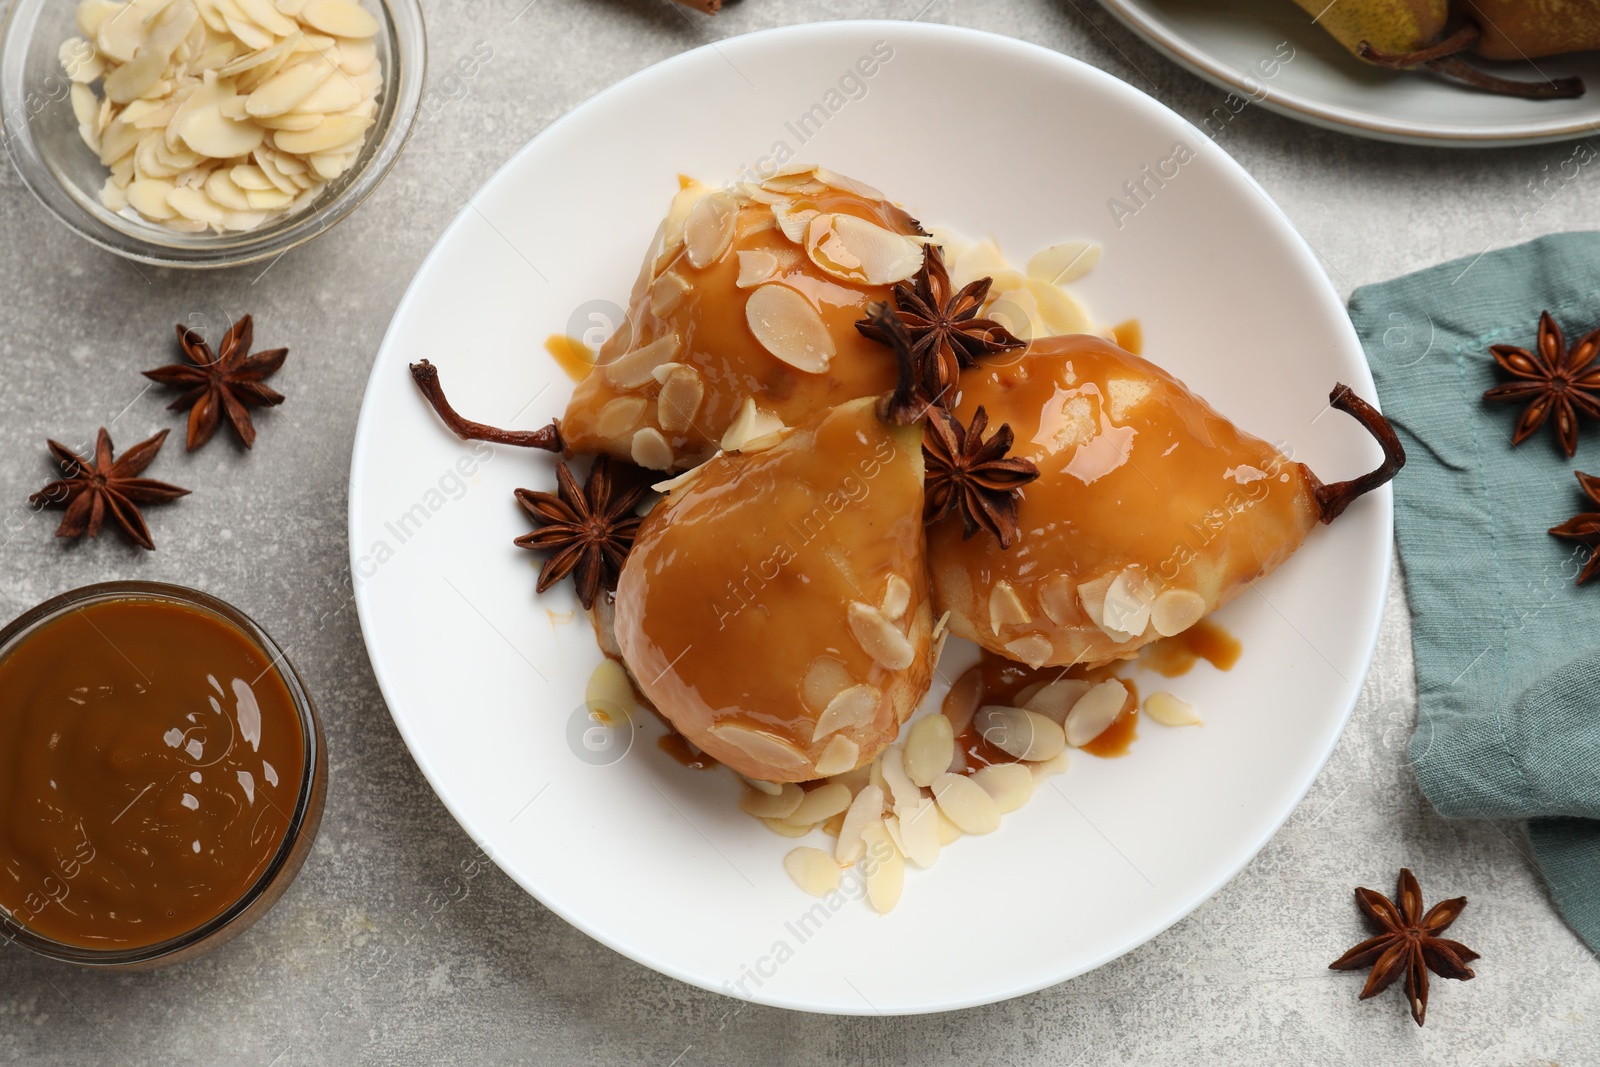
[0,598,304,950]
[561,182,921,471]
[544,334,596,383]
[1139,618,1242,677]
[949,651,1141,768]
[614,398,932,783]
[929,334,1319,669]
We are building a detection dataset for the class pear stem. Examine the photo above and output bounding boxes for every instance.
[409,360,563,451]
[1425,56,1584,100]
[1311,384,1406,524]
[1359,23,1478,68]
[1360,24,1585,99]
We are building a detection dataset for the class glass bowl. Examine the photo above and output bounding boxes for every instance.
[0,0,425,268]
[0,582,327,969]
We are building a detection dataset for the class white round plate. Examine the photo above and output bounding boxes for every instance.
[1099,0,1600,146]
[349,21,1391,1014]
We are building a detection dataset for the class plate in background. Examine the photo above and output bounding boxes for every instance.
[1098,0,1600,146]
[348,20,1392,1014]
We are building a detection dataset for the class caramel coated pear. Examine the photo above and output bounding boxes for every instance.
[615,397,935,782]
[561,168,928,473]
[928,335,1402,670]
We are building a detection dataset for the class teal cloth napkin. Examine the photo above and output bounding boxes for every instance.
[1348,232,1600,955]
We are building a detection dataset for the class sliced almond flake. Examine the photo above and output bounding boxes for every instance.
[719,397,785,451]
[784,847,841,897]
[813,734,859,777]
[1037,574,1079,626]
[245,185,292,209]
[835,783,884,865]
[902,714,954,789]
[714,722,810,775]
[802,656,853,715]
[258,110,323,131]
[975,706,1065,762]
[1064,679,1129,747]
[735,250,778,289]
[204,168,251,209]
[1151,589,1207,638]
[741,775,783,796]
[1028,750,1072,785]
[1022,679,1092,726]
[649,271,691,317]
[812,166,884,200]
[931,773,1000,835]
[949,238,1008,292]
[606,332,679,389]
[96,8,146,63]
[1101,567,1155,639]
[127,178,179,219]
[806,213,923,285]
[761,817,814,838]
[898,798,940,868]
[860,821,904,914]
[70,82,98,127]
[812,684,879,742]
[221,208,268,230]
[100,176,128,210]
[879,574,911,621]
[683,190,737,269]
[1027,241,1102,285]
[738,781,803,819]
[769,199,818,244]
[293,68,360,116]
[650,461,711,496]
[846,601,914,671]
[336,36,377,74]
[656,366,703,435]
[104,49,168,104]
[629,427,674,471]
[237,0,298,34]
[219,37,289,77]
[273,112,369,154]
[987,579,1030,635]
[878,745,921,812]
[77,0,123,39]
[595,396,646,439]
[246,56,335,116]
[745,284,834,374]
[1027,278,1091,336]
[584,658,636,729]
[1145,691,1202,728]
[300,0,379,37]
[971,763,1033,814]
[1076,573,1114,631]
[61,38,106,83]
[942,666,983,736]
[224,13,276,51]
[1004,635,1054,670]
[736,430,785,454]
[785,782,852,827]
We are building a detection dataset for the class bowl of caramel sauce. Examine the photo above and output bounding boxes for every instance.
[0,582,325,968]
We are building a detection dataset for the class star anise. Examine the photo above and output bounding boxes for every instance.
[1483,310,1600,458]
[923,406,1039,549]
[1548,470,1600,584]
[513,456,647,609]
[1329,868,1478,1027]
[143,315,287,450]
[856,244,1024,408]
[28,428,190,551]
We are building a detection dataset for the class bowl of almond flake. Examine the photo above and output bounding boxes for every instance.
[0,0,425,267]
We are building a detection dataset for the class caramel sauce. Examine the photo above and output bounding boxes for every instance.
[614,400,930,782]
[1111,318,1143,356]
[1140,619,1242,677]
[0,597,305,950]
[950,650,1140,765]
[562,183,922,468]
[928,334,1319,670]
[657,732,718,771]
[544,334,596,382]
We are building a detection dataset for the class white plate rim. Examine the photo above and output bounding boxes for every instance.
[347,19,1394,1014]
[1097,0,1600,147]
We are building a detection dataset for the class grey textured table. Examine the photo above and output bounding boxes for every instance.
[3,1,1599,1063]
